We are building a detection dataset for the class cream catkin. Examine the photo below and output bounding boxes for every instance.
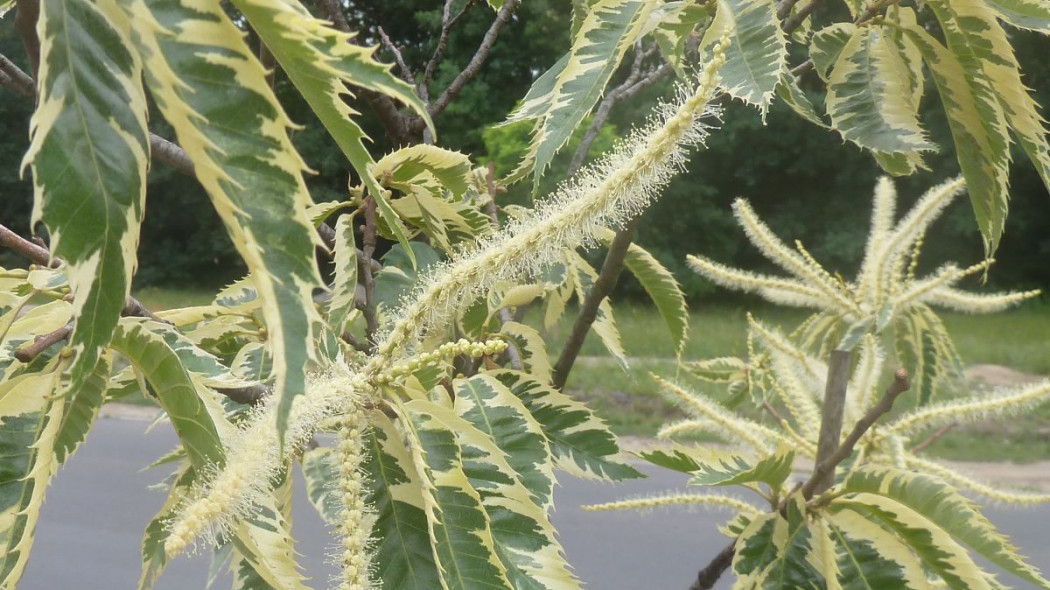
[371,37,730,365]
[163,366,363,558]
[164,37,733,561]
[336,401,373,590]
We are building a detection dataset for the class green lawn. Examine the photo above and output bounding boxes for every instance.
[127,286,1050,461]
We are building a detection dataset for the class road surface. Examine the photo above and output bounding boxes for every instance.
[18,416,1050,589]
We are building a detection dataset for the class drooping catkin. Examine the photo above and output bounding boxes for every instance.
[163,367,362,558]
[336,400,373,590]
[163,38,733,558]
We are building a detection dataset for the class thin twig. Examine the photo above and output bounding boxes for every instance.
[689,541,736,590]
[421,0,478,99]
[688,368,910,589]
[14,0,40,81]
[359,197,380,344]
[377,26,415,85]
[0,52,34,98]
[781,0,825,34]
[15,323,72,363]
[409,0,522,132]
[910,423,955,454]
[551,216,641,390]
[0,222,54,267]
[214,384,271,405]
[800,368,910,500]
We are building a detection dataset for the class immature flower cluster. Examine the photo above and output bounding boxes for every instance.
[687,177,1040,326]
[374,337,508,385]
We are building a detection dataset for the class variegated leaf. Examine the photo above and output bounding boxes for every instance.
[928,0,1050,232]
[569,255,629,369]
[373,145,473,199]
[599,230,689,357]
[810,23,856,82]
[300,447,340,526]
[700,0,787,115]
[844,465,1050,589]
[499,322,553,384]
[110,319,225,468]
[401,399,514,590]
[757,496,827,588]
[836,493,995,590]
[0,300,72,381]
[24,0,149,394]
[731,512,783,586]
[361,412,442,590]
[776,71,827,128]
[138,464,196,590]
[652,2,711,76]
[895,13,1011,256]
[328,214,359,336]
[53,351,112,464]
[122,0,324,440]
[506,0,657,184]
[420,402,581,590]
[826,25,933,154]
[985,0,1050,31]
[453,374,555,508]
[229,471,308,590]
[0,362,65,589]
[490,370,642,480]
[230,0,431,267]
[0,0,13,18]
[825,506,931,589]
[689,447,795,490]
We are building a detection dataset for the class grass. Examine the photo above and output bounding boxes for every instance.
[133,285,216,311]
[126,286,1050,461]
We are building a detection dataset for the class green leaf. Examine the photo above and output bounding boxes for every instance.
[844,465,1050,589]
[0,363,64,589]
[688,447,795,490]
[637,446,706,474]
[652,2,711,76]
[230,0,432,269]
[835,493,995,590]
[25,0,149,394]
[604,232,689,358]
[362,412,443,590]
[826,25,933,154]
[123,0,325,441]
[984,0,1050,31]
[401,399,514,590]
[490,370,643,480]
[894,12,1011,256]
[328,214,359,336]
[110,319,225,468]
[506,0,657,184]
[700,0,788,115]
[453,374,554,507]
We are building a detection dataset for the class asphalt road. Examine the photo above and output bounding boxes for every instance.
[18,417,1050,590]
